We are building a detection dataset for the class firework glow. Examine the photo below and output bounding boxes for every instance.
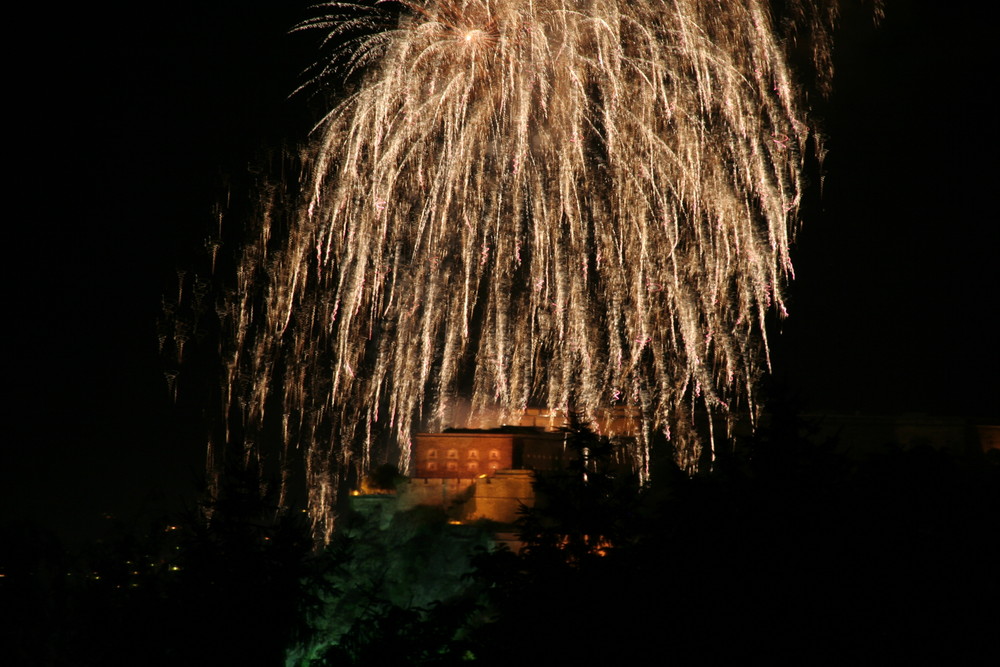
[206,0,860,539]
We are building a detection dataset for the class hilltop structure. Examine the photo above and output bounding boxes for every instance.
[396,427,569,526]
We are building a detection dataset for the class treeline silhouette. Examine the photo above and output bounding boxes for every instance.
[3,413,997,666]
[469,415,999,664]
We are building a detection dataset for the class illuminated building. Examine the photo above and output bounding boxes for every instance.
[398,427,570,525]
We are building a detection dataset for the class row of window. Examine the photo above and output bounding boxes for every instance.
[424,460,502,472]
[424,448,503,461]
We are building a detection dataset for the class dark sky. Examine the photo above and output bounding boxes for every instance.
[6,1,997,542]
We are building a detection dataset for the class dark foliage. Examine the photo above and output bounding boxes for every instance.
[467,413,1000,664]
[4,414,996,665]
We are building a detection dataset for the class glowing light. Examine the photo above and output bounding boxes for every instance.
[217,0,854,540]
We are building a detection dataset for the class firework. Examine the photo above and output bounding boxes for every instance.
[215,0,851,539]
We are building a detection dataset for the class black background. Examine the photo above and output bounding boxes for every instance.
[6,1,996,543]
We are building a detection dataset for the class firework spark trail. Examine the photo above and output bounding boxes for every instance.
[219,0,849,540]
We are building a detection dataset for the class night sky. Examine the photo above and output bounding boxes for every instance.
[6,1,997,543]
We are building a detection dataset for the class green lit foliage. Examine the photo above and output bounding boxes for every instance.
[290,504,494,666]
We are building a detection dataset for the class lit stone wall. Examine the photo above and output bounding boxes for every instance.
[394,470,536,525]
[466,471,536,524]
[395,478,476,513]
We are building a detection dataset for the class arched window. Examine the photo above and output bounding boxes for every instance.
[488,449,501,460]
[466,461,478,472]
[446,449,459,460]
[426,449,438,459]
[467,449,479,460]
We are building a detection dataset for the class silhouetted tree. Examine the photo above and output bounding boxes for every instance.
[162,460,313,666]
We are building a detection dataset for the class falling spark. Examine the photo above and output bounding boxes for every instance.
[213,0,866,540]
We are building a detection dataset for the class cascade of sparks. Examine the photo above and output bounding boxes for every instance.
[208,0,858,540]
